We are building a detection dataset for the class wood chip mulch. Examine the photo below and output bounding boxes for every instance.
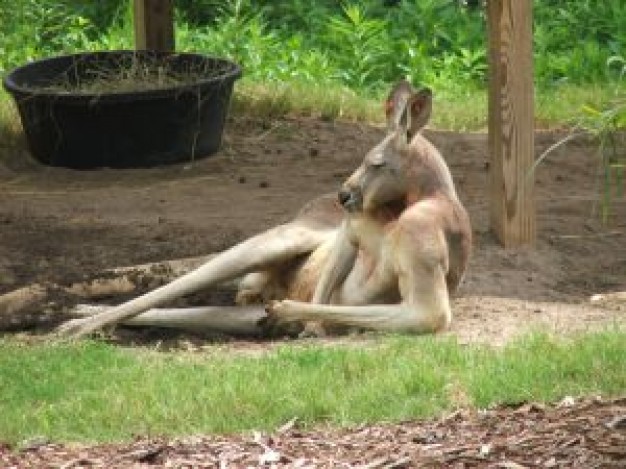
[2,397,624,468]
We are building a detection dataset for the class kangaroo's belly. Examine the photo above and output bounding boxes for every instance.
[284,235,399,306]
[284,238,333,302]
[335,243,399,305]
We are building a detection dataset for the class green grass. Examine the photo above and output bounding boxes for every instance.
[0,330,623,444]
[212,80,622,131]
[0,93,22,156]
[535,83,625,128]
[231,80,382,123]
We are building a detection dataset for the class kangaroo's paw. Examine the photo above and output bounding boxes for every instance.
[259,300,304,337]
[260,300,286,329]
[265,299,296,319]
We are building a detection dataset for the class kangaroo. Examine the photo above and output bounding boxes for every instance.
[58,81,472,338]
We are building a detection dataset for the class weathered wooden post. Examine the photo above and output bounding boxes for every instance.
[487,0,535,246]
[133,0,175,51]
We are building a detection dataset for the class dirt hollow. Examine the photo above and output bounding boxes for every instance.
[1,116,624,344]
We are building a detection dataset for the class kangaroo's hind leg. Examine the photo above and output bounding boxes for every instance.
[72,303,284,337]
[58,218,337,338]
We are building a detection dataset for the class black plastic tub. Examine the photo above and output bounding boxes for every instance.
[3,51,241,169]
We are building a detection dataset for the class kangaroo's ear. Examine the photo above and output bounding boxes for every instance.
[385,80,414,135]
[408,88,432,137]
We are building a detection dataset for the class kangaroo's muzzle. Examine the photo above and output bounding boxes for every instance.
[338,188,362,212]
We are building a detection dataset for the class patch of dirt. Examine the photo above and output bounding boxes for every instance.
[3,397,624,467]
[0,116,624,344]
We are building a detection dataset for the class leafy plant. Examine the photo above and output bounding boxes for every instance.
[0,0,93,73]
[573,54,625,224]
[324,3,390,89]
[2,0,625,94]
[579,99,625,222]
[533,54,625,224]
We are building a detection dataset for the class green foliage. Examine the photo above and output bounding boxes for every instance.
[0,330,624,443]
[533,56,625,224]
[2,1,625,92]
[0,0,88,73]
[323,4,390,89]
[533,0,626,84]
[577,70,625,223]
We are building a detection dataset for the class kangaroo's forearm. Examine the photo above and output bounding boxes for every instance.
[275,300,443,333]
[312,227,357,304]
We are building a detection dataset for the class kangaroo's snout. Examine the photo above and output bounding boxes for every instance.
[338,189,351,207]
[338,186,362,212]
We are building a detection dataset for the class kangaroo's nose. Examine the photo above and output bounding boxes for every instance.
[338,189,351,207]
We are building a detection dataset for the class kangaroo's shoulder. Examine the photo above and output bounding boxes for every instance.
[396,194,465,233]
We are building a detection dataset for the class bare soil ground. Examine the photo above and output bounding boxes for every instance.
[0,117,625,467]
[0,116,624,343]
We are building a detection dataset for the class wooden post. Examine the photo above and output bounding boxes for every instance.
[133,0,175,51]
[487,0,535,246]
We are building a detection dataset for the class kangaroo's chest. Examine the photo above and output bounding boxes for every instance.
[336,216,400,305]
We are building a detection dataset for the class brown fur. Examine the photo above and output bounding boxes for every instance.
[58,81,472,338]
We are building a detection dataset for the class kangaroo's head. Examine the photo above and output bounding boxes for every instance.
[338,80,433,213]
